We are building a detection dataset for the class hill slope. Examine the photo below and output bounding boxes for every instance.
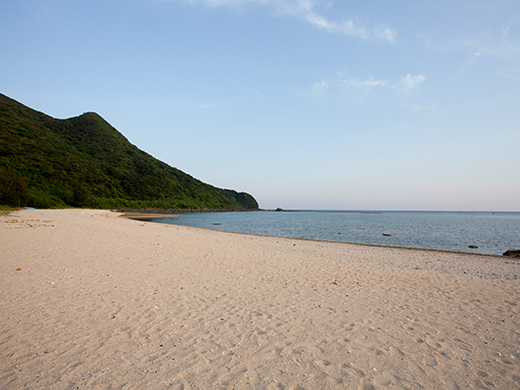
[0,93,258,209]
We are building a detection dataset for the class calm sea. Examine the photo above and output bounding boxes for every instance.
[145,211,520,256]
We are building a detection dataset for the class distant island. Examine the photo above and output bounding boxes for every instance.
[0,93,258,210]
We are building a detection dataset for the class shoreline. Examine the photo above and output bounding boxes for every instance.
[132,216,512,259]
[131,212,517,259]
[120,212,180,220]
[115,208,260,214]
[1,209,519,389]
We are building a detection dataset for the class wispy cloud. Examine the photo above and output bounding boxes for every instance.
[306,73,387,100]
[393,74,425,92]
[309,80,329,98]
[300,14,396,42]
[341,76,387,88]
[426,24,520,80]
[177,0,396,42]
[233,82,272,102]
[474,26,520,81]
[498,63,520,81]
[253,88,270,102]
[307,72,425,100]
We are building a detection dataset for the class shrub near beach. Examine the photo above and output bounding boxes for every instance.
[0,169,27,207]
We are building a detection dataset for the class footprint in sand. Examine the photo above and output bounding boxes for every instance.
[423,356,438,367]
[376,374,404,388]
[343,363,365,378]
[358,380,376,390]
[442,377,460,390]
[453,338,473,352]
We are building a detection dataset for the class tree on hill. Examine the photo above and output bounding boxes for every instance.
[0,169,28,207]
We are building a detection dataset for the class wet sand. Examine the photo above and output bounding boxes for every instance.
[1,209,519,389]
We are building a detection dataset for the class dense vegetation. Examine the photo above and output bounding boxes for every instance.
[0,93,258,210]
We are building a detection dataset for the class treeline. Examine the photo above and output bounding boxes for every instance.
[0,93,258,210]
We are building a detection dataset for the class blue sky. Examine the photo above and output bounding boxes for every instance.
[2,0,519,211]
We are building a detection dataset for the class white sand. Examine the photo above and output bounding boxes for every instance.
[1,209,519,389]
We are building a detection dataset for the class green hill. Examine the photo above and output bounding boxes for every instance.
[0,93,258,210]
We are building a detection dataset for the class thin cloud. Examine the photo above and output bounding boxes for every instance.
[303,18,397,42]
[426,25,520,62]
[309,81,329,98]
[307,72,426,101]
[177,0,396,42]
[233,82,272,102]
[307,74,387,100]
[394,74,425,91]
[341,76,387,88]
[375,26,397,42]
[498,63,520,81]
[470,28,520,80]
[253,89,270,102]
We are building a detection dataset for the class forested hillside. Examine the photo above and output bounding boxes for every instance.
[0,93,258,210]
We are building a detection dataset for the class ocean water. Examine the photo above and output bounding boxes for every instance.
[146,211,520,256]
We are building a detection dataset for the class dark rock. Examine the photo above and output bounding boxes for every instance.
[468,245,478,249]
[382,233,392,237]
[503,249,520,258]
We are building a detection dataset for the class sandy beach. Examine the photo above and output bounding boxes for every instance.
[1,209,519,389]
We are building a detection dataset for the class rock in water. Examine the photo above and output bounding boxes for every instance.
[503,249,520,258]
